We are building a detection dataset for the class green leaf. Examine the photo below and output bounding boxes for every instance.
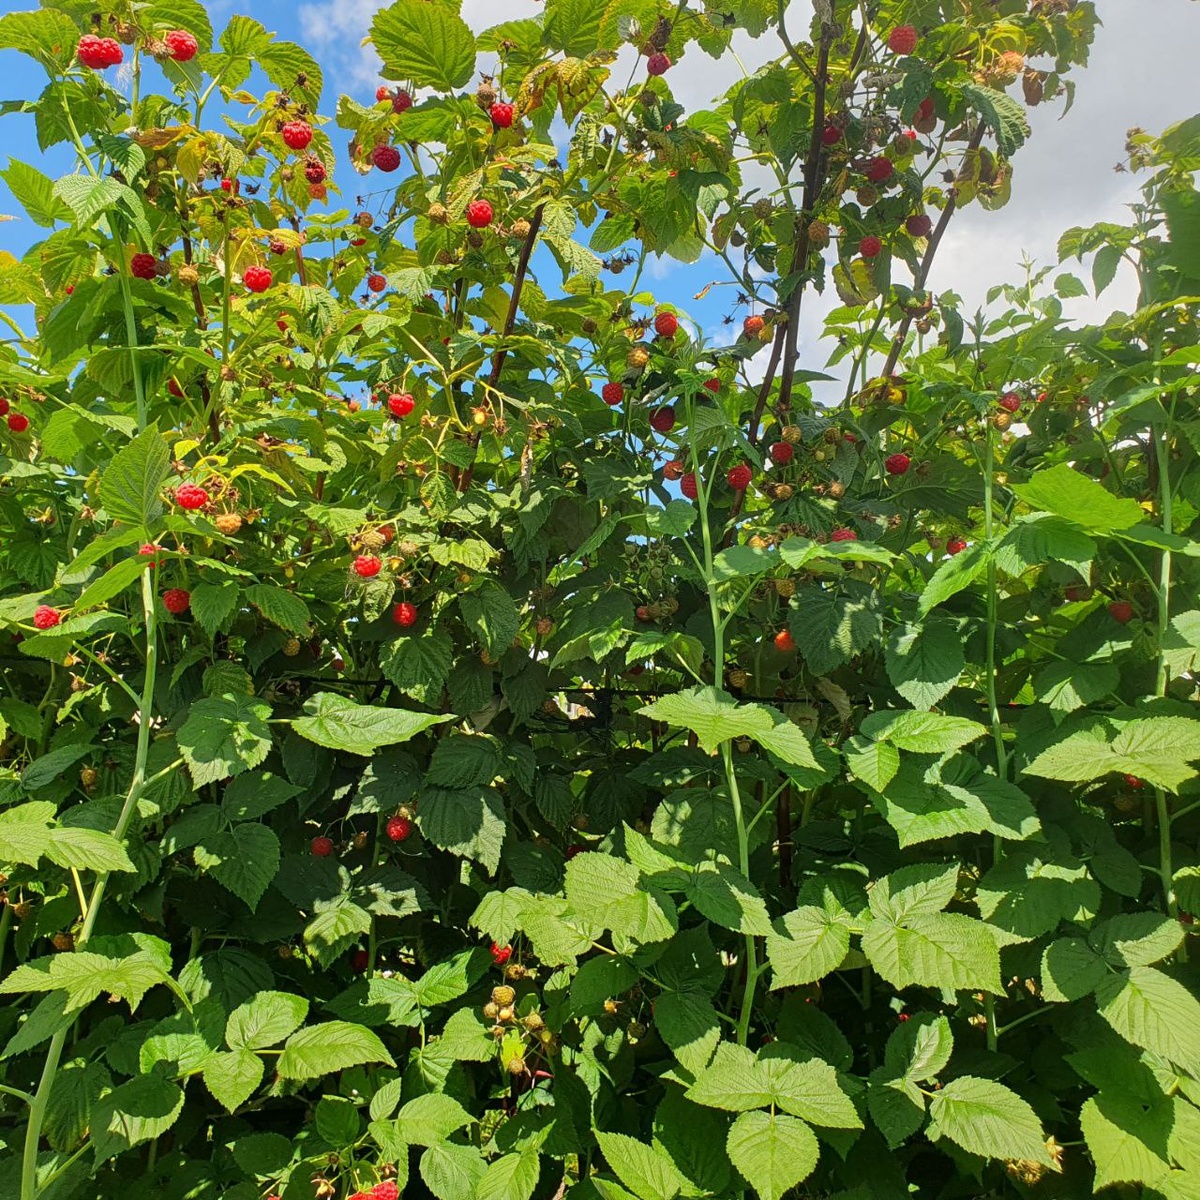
[994,515,1096,578]
[418,785,506,874]
[398,1092,474,1146]
[565,851,641,927]
[427,735,501,789]
[639,687,816,766]
[195,824,279,910]
[276,1021,395,1080]
[885,621,965,710]
[654,991,721,1074]
[1096,966,1200,1075]
[420,1142,486,1200]
[191,582,240,638]
[0,950,172,1013]
[91,1075,185,1162]
[1024,716,1200,793]
[292,692,451,756]
[226,991,309,1051]
[644,500,695,537]
[1041,936,1108,1002]
[1081,1091,1173,1189]
[477,1151,541,1200]
[927,1075,1051,1165]
[98,424,170,528]
[52,174,124,229]
[725,1111,819,1200]
[596,1131,685,1200]
[862,912,1001,994]
[458,580,520,655]
[918,542,987,615]
[961,83,1031,155]
[244,584,311,634]
[766,906,851,987]
[0,800,53,865]
[1010,464,1144,534]
[976,851,1099,941]
[860,710,987,754]
[883,1012,954,1081]
[221,771,300,822]
[371,0,477,91]
[178,694,273,786]
[203,1049,264,1112]
[686,862,773,936]
[44,827,134,874]
[2,160,70,226]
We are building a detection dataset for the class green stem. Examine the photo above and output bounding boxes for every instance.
[982,419,1006,784]
[723,743,759,1048]
[1153,415,1178,926]
[21,571,159,1200]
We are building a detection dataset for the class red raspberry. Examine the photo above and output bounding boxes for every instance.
[243,266,272,293]
[393,602,418,627]
[7,413,29,433]
[77,35,122,69]
[164,30,198,62]
[311,836,334,857]
[703,378,720,393]
[466,200,494,228]
[372,1184,400,1200]
[353,555,382,578]
[386,815,413,842]
[916,98,935,122]
[770,441,793,465]
[650,407,675,433]
[1107,600,1134,624]
[601,381,624,406]
[1123,774,1145,790]
[175,483,209,510]
[743,315,765,337]
[653,311,678,338]
[139,543,161,560]
[906,213,933,238]
[387,393,414,417]
[220,178,235,193]
[831,528,858,542]
[372,145,401,172]
[888,25,918,55]
[999,392,1021,413]
[884,452,911,475]
[821,125,842,146]
[168,377,184,398]
[367,273,387,293]
[647,53,671,76]
[375,85,391,102]
[162,588,190,614]
[727,464,752,491]
[860,235,882,259]
[350,949,369,972]
[304,159,327,184]
[680,472,699,499]
[350,237,366,247]
[33,605,61,631]
[0,398,8,415]
[636,606,652,622]
[281,120,312,151]
[393,90,413,114]
[663,460,684,481]
[130,253,157,280]
[490,102,514,128]
[564,844,587,860]
[864,157,894,183]
[946,536,968,556]
[773,629,795,653]
[490,942,512,965]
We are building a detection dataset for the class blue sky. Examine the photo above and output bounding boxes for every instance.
[2,0,1199,402]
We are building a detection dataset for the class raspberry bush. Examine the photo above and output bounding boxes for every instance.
[3,3,1200,1200]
